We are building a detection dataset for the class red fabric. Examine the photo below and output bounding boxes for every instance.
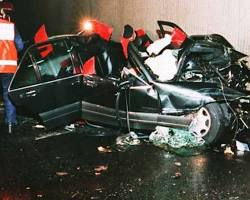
[135,29,151,47]
[73,66,81,74]
[82,57,96,75]
[34,25,53,58]
[89,20,113,41]
[34,25,48,43]
[171,27,187,48]
[120,37,129,58]
[135,29,145,37]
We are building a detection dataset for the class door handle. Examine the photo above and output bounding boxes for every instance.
[71,79,81,86]
[83,79,98,88]
[20,90,37,98]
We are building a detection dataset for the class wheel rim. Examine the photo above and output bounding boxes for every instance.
[192,107,212,138]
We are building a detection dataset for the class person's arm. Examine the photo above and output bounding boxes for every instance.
[14,27,24,52]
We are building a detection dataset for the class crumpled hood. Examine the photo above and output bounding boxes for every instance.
[153,81,249,114]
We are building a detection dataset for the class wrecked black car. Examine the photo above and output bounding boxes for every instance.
[8,20,250,144]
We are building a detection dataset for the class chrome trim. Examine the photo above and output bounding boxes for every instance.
[9,74,83,92]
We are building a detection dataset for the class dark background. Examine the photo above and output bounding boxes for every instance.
[10,0,43,42]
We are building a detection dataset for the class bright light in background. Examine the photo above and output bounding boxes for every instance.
[77,19,94,35]
[78,19,113,41]
[82,20,93,31]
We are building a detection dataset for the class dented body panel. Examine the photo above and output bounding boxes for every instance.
[153,81,248,114]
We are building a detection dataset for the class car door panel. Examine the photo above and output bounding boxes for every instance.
[9,75,83,129]
[82,75,118,108]
[9,39,83,129]
[129,85,160,113]
[119,68,161,113]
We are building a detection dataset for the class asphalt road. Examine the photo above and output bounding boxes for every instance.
[0,118,250,200]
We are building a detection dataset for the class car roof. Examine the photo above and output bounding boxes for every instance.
[48,34,77,40]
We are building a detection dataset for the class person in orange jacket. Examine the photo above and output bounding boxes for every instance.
[0,2,23,134]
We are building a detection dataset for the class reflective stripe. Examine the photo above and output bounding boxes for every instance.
[0,65,17,73]
[0,60,17,66]
[0,23,14,40]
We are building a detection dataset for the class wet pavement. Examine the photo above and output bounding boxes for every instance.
[1,118,250,200]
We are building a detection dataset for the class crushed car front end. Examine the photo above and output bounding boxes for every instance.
[230,94,250,132]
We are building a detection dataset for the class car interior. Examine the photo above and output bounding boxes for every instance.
[78,34,127,80]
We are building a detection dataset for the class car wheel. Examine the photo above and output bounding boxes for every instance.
[191,103,227,144]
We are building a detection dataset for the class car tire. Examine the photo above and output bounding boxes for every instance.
[191,103,229,144]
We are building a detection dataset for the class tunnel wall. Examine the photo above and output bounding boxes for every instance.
[15,0,250,55]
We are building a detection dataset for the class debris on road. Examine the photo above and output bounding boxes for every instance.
[56,172,69,176]
[149,126,206,156]
[116,132,141,146]
[224,146,235,155]
[171,171,182,179]
[32,124,45,129]
[235,140,250,152]
[94,165,108,176]
[97,146,112,153]
[174,161,182,167]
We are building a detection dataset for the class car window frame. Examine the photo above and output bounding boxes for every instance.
[10,37,86,92]
[34,39,81,82]
[9,48,41,91]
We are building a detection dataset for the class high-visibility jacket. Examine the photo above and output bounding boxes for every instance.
[0,19,17,74]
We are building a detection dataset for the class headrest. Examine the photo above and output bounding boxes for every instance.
[123,24,134,39]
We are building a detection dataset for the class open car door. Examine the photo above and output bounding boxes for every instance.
[9,39,83,129]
